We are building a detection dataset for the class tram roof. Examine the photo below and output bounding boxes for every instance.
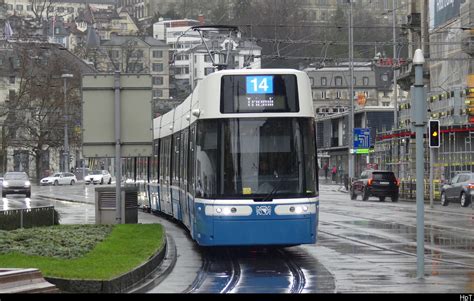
[154,69,314,139]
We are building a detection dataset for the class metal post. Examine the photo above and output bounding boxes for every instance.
[429,148,434,209]
[62,74,73,173]
[392,0,398,129]
[114,70,122,224]
[348,0,355,181]
[412,49,426,279]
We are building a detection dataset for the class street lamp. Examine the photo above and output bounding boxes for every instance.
[348,0,355,181]
[62,73,73,173]
[392,0,398,129]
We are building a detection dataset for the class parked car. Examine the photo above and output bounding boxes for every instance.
[350,170,399,202]
[84,170,112,185]
[40,172,77,186]
[440,172,474,207]
[2,172,31,197]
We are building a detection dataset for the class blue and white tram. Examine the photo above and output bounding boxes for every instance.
[149,69,319,246]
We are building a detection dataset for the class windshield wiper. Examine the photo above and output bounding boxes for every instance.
[259,173,291,202]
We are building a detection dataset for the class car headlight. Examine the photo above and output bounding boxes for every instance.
[25,181,31,187]
[3,181,8,188]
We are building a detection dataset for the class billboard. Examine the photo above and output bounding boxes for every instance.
[432,0,461,29]
[82,74,153,158]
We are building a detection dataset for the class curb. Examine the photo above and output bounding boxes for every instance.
[127,233,178,293]
[45,234,170,293]
[36,195,93,205]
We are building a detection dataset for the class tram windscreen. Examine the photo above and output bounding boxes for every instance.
[220,75,299,113]
[195,118,317,199]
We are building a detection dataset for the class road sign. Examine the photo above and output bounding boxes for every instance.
[353,128,371,150]
[82,74,153,158]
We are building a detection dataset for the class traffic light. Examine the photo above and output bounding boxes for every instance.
[428,120,440,148]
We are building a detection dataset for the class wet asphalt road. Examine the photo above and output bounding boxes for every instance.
[4,183,474,293]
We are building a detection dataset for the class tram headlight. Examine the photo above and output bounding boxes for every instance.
[216,208,222,214]
[275,204,314,215]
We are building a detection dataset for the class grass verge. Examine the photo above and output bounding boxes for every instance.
[0,224,164,280]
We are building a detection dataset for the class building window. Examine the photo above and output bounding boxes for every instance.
[153,50,163,58]
[152,63,163,72]
[335,76,343,86]
[205,67,214,75]
[204,55,212,63]
[153,89,163,98]
[9,76,15,84]
[321,77,327,86]
[8,90,16,101]
[336,91,342,99]
[321,91,327,99]
[153,76,163,85]
[16,5,23,11]
[363,77,369,86]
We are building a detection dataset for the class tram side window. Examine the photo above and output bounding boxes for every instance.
[172,133,180,186]
[196,120,218,198]
[188,125,196,195]
[160,137,172,185]
[153,140,159,182]
[301,119,317,194]
[182,129,189,189]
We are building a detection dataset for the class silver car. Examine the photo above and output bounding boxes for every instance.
[40,172,77,186]
[440,172,474,207]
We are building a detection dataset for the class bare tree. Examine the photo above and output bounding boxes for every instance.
[29,0,55,23]
[1,43,82,181]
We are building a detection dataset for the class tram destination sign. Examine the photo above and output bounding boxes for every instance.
[220,74,299,113]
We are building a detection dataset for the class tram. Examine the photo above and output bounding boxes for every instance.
[149,69,319,246]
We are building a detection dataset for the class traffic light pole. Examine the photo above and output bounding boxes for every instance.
[429,148,434,209]
[412,49,426,279]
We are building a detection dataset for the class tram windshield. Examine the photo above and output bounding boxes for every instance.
[195,118,317,199]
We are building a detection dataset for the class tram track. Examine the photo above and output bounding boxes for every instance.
[184,247,240,293]
[186,247,309,293]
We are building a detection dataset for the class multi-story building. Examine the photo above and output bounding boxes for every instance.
[374,0,474,186]
[188,37,262,90]
[1,0,116,22]
[305,61,401,180]
[153,18,261,104]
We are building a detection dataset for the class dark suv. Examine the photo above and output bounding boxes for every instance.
[2,172,31,198]
[440,172,474,207]
[350,170,399,202]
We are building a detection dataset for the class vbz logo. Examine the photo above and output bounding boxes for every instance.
[256,205,272,216]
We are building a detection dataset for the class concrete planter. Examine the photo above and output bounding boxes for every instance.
[45,239,167,293]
